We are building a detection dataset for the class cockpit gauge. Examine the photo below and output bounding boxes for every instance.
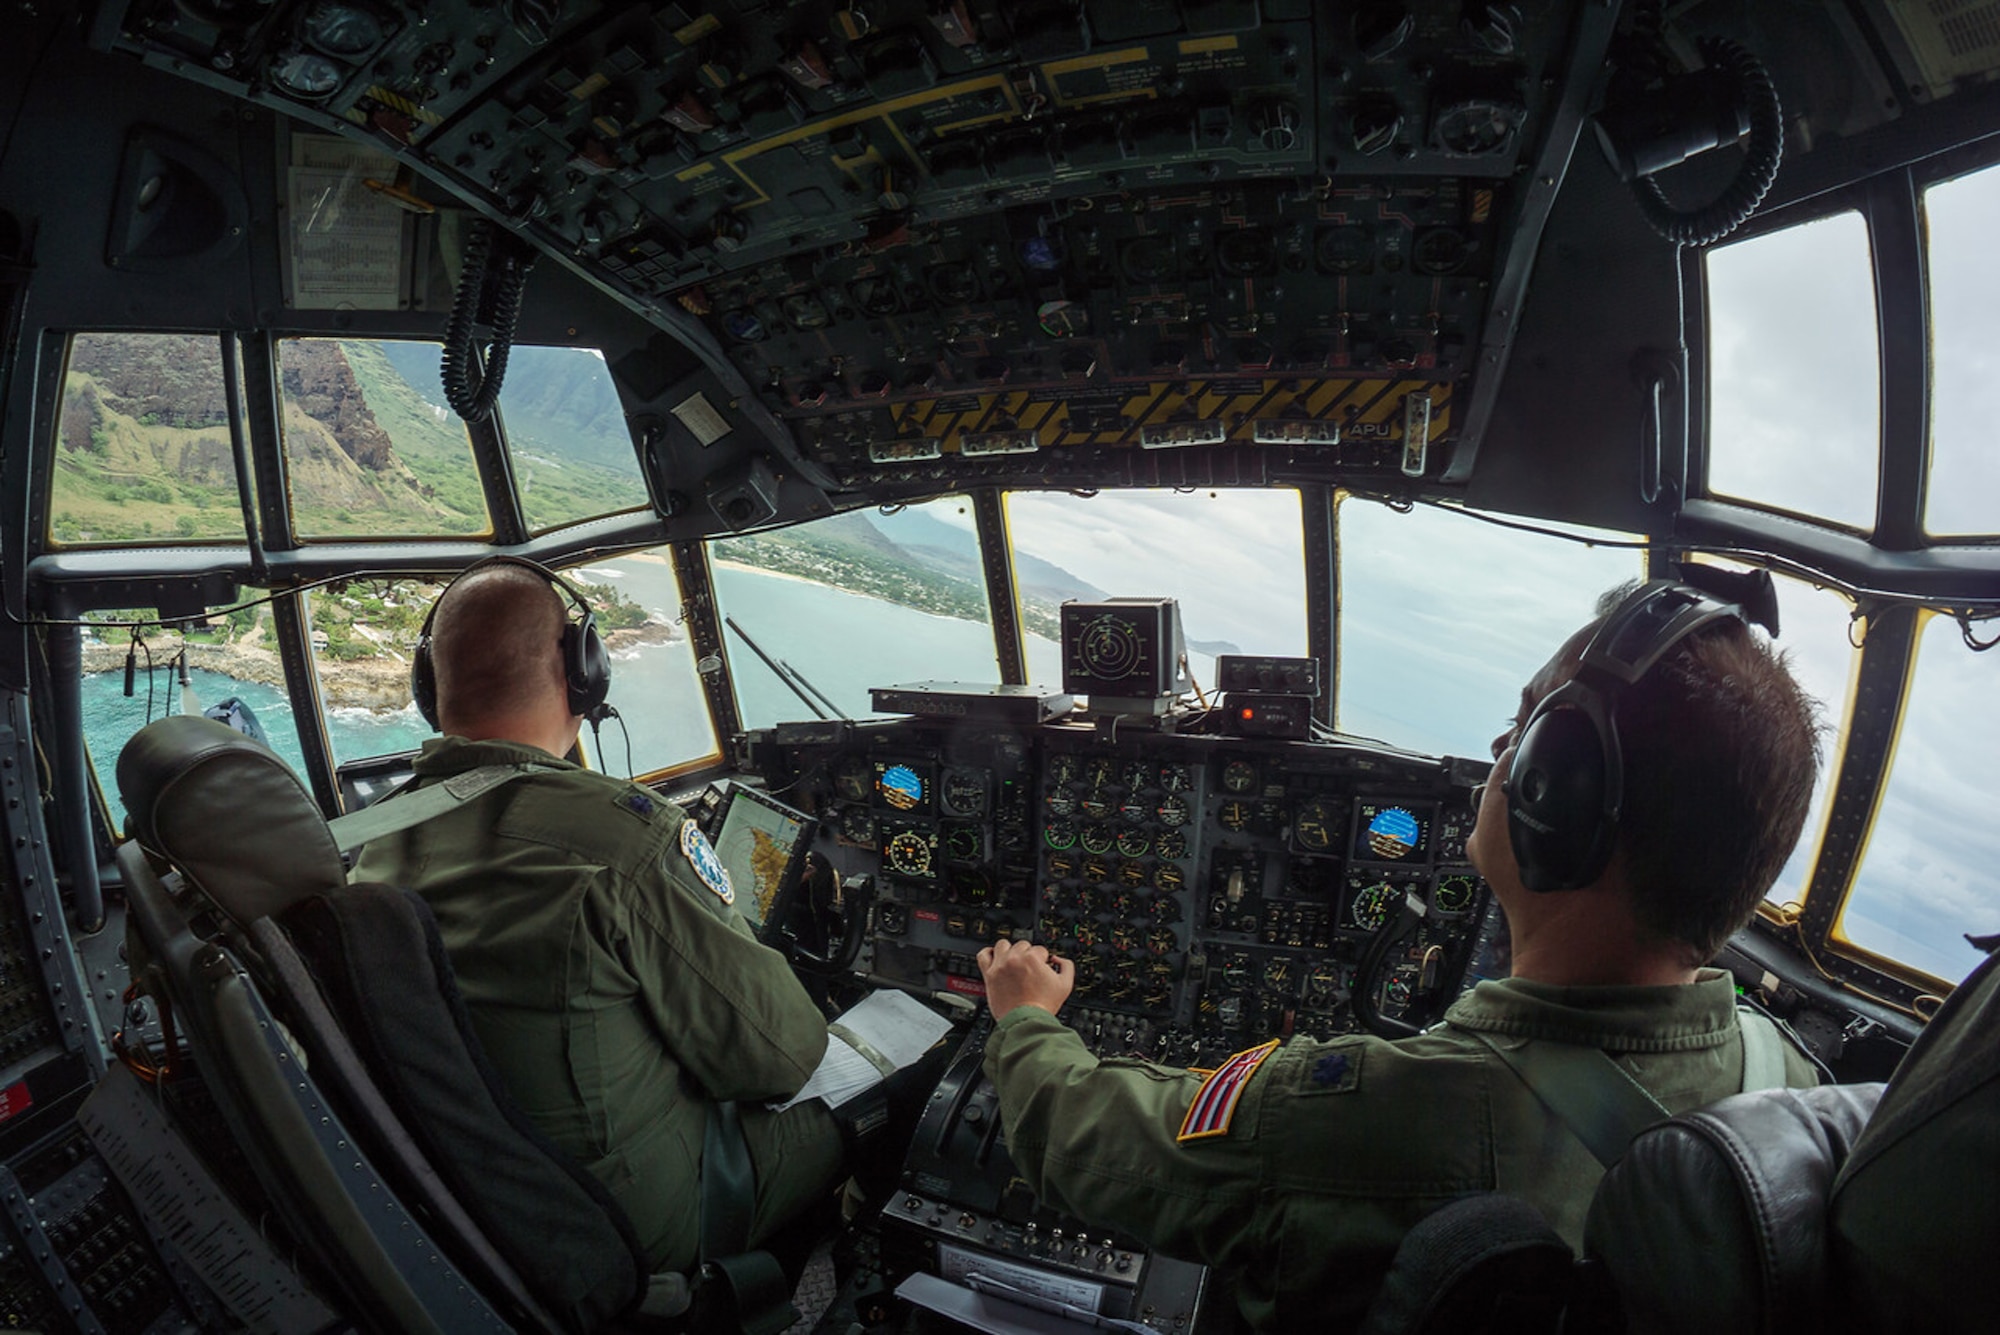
[885,829,936,878]
[1079,790,1113,820]
[1262,958,1294,992]
[1080,824,1116,855]
[1159,763,1194,792]
[834,757,873,803]
[1156,794,1191,828]
[1351,882,1396,931]
[1433,874,1477,914]
[941,768,990,817]
[1221,760,1260,794]
[1116,827,1151,858]
[1218,799,1254,832]
[1155,831,1188,860]
[1046,851,1078,880]
[1149,927,1178,956]
[997,824,1029,853]
[1119,794,1153,822]
[1073,920,1101,949]
[1082,856,1113,884]
[1293,796,1341,852]
[1048,755,1081,787]
[1044,818,1079,851]
[943,823,985,863]
[1118,859,1148,887]
[839,808,876,844]
[876,762,928,812]
[948,869,992,905]
[1110,923,1140,953]
[1305,962,1342,1005]
[1085,758,1118,789]
[1105,888,1138,918]
[1153,861,1186,893]
[1121,761,1154,792]
[1045,789,1080,818]
[1039,913,1066,942]
[1220,953,1251,986]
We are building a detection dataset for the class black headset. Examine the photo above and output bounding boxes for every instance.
[1504,579,1751,893]
[410,555,613,730]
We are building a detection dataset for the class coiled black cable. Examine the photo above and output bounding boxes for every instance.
[1633,36,1784,247]
[440,218,536,423]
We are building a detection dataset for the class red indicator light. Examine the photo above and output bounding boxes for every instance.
[1241,707,1255,719]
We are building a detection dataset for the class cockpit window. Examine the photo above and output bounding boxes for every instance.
[1004,489,1308,697]
[278,338,491,539]
[79,603,308,833]
[491,346,652,533]
[1837,613,1995,986]
[713,496,996,728]
[51,333,246,546]
[1705,212,1880,532]
[1335,497,1640,759]
[1921,161,2000,538]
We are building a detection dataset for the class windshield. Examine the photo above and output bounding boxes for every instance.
[1004,489,1308,697]
[1336,498,1642,759]
[710,497,998,728]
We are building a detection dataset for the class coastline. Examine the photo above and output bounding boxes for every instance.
[79,617,678,711]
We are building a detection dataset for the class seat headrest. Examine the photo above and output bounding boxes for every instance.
[1583,1082,1883,1335]
[117,715,346,925]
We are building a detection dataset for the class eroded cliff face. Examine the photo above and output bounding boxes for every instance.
[280,341,399,470]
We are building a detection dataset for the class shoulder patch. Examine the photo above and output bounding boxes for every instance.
[1177,1039,1279,1142]
[1298,1045,1364,1095]
[679,819,734,904]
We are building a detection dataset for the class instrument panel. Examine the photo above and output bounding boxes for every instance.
[750,714,1497,1066]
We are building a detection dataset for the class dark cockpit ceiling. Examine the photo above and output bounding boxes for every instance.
[6,0,1993,596]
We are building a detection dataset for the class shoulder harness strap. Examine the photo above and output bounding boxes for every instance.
[1737,1007,1788,1093]
[1469,1030,1670,1168]
[326,763,557,855]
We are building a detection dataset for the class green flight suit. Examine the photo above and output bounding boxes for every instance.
[351,736,844,1273]
[984,969,1819,1330]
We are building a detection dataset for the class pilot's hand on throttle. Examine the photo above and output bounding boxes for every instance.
[977,938,1073,1021]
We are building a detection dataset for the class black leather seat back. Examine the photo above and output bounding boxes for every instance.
[1582,1083,1881,1335]
[1828,948,2000,1335]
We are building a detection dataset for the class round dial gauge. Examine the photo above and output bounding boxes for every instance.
[1151,893,1182,924]
[1218,800,1254,832]
[1073,920,1101,949]
[1039,913,1067,942]
[1156,794,1191,827]
[1153,863,1185,894]
[841,809,876,844]
[834,757,873,803]
[1306,963,1341,1004]
[941,769,988,817]
[1262,958,1293,992]
[1109,923,1140,953]
[1046,789,1079,818]
[1221,954,1251,986]
[1221,760,1259,794]
[1046,851,1078,880]
[1085,758,1117,789]
[886,830,933,877]
[1155,831,1188,860]
[1079,791,1113,820]
[1081,857,1113,885]
[1118,795,1153,822]
[1048,755,1081,786]
[944,824,984,862]
[1105,889,1137,918]
[1293,796,1340,851]
[1080,824,1116,855]
[1121,761,1154,792]
[1433,873,1477,914]
[1351,882,1396,931]
[1159,764,1193,792]
[1044,818,1078,851]
[1149,927,1178,956]
[1118,859,1148,887]
[1116,827,1151,857]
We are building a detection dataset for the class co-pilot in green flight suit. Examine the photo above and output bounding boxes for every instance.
[984,970,1819,1331]
[351,736,845,1273]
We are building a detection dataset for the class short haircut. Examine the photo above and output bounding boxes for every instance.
[431,564,569,729]
[1598,582,1824,962]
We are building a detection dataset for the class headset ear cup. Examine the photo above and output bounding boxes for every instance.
[563,612,612,719]
[1507,691,1614,892]
[411,633,440,731]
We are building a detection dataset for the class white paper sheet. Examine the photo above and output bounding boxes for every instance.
[772,988,953,1111]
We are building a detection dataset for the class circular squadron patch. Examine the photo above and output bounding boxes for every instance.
[679,819,734,904]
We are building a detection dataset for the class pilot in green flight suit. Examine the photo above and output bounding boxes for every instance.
[978,583,1826,1330]
[351,559,843,1274]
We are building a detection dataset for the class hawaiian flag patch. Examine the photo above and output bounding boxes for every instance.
[1176,1039,1279,1142]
